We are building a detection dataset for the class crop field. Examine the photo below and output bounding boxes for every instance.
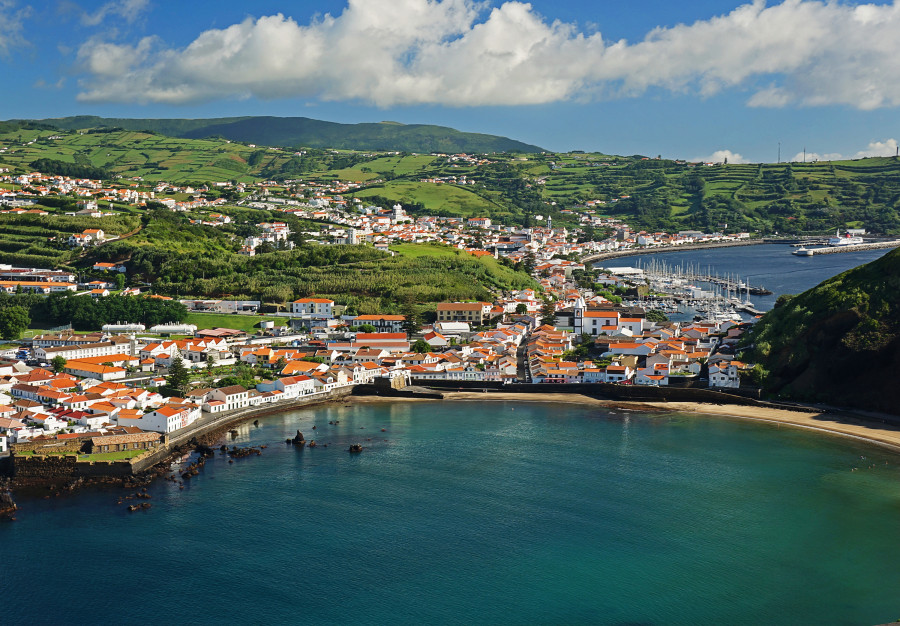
[352,180,503,216]
[0,213,140,268]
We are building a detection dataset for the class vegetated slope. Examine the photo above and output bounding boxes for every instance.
[746,248,900,414]
[27,115,544,153]
[88,211,538,313]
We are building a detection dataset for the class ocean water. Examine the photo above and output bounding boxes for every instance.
[4,400,900,626]
[606,243,891,311]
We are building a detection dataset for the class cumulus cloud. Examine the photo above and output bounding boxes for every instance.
[73,0,900,108]
[790,150,842,162]
[790,138,899,162]
[693,150,748,164]
[853,138,899,158]
[0,0,31,58]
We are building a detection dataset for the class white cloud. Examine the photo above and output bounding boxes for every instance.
[853,138,899,158]
[790,150,843,162]
[693,150,748,164]
[0,0,30,58]
[74,0,900,109]
[790,138,899,162]
[79,0,150,26]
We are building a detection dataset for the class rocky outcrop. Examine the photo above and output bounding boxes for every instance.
[0,481,16,519]
[287,430,306,445]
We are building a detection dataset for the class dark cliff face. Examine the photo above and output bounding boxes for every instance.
[747,247,900,414]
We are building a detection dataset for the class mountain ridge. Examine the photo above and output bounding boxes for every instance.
[17,115,544,154]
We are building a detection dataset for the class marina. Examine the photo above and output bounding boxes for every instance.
[609,256,768,322]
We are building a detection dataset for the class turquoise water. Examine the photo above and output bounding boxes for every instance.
[4,400,900,625]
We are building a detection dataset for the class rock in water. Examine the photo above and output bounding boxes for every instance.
[292,430,306,445]
[0,487,17,518]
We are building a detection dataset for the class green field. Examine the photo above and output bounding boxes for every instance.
[353,180,502,216]
[389,243,463,258]
[79,449,149,461]
[183,312,285,332]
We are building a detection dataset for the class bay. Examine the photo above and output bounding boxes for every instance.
[3,400,900,626]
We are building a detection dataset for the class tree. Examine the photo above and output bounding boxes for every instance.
[166,355,190,396]
[114,273,126,290]
[540,299,557,326]
[400,301,422,335]
[51,355,67,373]
[0,306,30,340]
[206,353,215,371]
[412,339,430,353]
[515,303,528,315]
[274,356,288,372]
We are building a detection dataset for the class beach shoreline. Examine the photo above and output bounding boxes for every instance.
[351,392,900,454]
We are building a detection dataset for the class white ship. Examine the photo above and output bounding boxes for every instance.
[827,231,864,246]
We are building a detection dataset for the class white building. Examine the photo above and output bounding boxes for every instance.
[291,298,334,317]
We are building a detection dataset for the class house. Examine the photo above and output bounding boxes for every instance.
[117,404,200,433]
[352,314,406,333]
[291,298,334,317]
[256,375,315,398]
[436,302,492,325]
[92,262,126,273]
[208,385,250,410]
[709,361,741,389]
[423,331,449,348]
[63,362,127,382]
[604,365,634,382]
[89,432,161,454]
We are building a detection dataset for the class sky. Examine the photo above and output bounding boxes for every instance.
[2,0,900,163]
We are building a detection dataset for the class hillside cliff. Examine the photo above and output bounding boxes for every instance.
[746,248,900,414]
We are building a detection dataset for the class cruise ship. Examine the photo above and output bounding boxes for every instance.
[827,231,864,246]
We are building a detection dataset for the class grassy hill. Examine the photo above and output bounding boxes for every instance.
[744,248,900,414]
[22,115,544,154]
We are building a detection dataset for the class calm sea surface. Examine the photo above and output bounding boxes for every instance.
[602,243,891,311]
[4,400,900,625]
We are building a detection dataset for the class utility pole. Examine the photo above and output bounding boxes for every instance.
[803,147,806,163]
[778,142,781,164]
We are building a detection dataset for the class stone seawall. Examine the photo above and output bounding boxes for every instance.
[412,380,819,413]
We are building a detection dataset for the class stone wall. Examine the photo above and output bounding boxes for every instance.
[12,454,78,480]
[12,438,86,455]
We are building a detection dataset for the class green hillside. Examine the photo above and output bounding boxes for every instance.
[23,115,544,154]
[744,248,900,414]
[3,118,900,234]
[87,210,537,313]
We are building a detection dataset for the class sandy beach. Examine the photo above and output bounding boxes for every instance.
[352,391,900,453]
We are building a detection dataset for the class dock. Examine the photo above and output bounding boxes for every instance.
[792,240,900,256]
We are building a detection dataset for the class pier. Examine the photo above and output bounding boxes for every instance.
[792,240,900,256]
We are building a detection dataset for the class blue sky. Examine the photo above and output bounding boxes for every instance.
[2,0,899,162]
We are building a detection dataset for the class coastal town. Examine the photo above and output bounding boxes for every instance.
[0,164,762,466]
